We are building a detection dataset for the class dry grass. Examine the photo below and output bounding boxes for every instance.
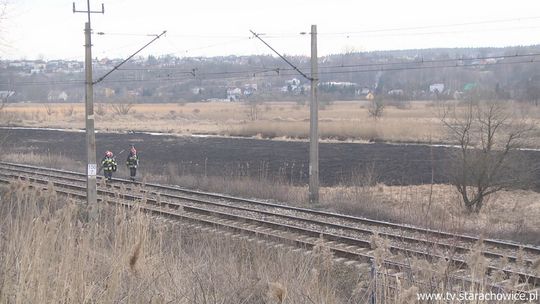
[0,182,368,303]
[3,100,540,146]
[0,101,463,144]
[322,184,540,245]
[0,170,536,302]
[0,152,82,170]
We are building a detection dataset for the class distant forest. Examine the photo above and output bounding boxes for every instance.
[2,45,540,104]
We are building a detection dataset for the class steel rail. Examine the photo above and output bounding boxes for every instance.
[1,161,539,256]
[0,164,539,290]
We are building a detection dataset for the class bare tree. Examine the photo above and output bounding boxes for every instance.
[442,101,534,213]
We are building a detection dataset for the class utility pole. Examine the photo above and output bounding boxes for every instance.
[309,24,319,204]
[73,1,104,212]
[250,27,319,203]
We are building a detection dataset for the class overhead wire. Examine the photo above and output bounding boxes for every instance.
[92,16,540,40]
[96,57,540,85]
[110,52,540,76]
[3,55,540,87]
[319,15,540,36]
[6,16,540,87]
[255,15,540,38]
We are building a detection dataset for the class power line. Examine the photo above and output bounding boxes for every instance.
[93,16,540,40]
[250,30,312,81]
[96,31,159,37]
[255,16,540,38]
[99,57,540,84]
[3,54,540,87]
[95,31,247,39]
[315,25,540,39]
[109,52,540,76]
[164,37,252,56]
[321,16,540,36]
[93,30,167,84]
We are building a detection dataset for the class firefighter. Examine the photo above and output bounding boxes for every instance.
[126,144,139,181]
[101,150,117,181]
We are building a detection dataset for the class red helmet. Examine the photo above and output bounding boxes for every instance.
[105,151,113,157]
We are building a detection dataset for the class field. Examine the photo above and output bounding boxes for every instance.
[1,100,540,243]
[1,101,540,302]
[0,128,539,245]
[3,100,540,146]
[0,100,502,144]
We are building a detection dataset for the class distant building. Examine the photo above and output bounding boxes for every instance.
[429,83,445,94]
[388,89,404,96]
[286,78,301,86]
[191,87,204,95]
[227,87,242,101]
[320,81,357,88]
[47,91,68,102]
[357,88,371,95]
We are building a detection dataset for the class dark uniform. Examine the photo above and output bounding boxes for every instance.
[101,154,117,181]
[126,149,139,181]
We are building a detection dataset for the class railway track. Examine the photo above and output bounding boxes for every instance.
[0,161,539,294]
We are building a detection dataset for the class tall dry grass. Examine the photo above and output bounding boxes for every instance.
[368,233,536,304]
[0,172,537,302]
[1,152,82,171]
[0,182,370,303]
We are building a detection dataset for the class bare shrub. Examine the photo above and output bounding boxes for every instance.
[441,101,535,213]
[111,102,134,115]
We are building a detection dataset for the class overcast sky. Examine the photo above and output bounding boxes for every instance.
[3,0,540,61]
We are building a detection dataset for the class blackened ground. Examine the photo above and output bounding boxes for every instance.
[2,129,539,187]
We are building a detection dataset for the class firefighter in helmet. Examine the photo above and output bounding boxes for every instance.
[126,144,139,181]
[101,150,117,181]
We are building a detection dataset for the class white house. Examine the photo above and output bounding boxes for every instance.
[429,83,445,94]
[47,91,68,102]
[227,87,242,101]
[286,78,301,86]
[388,89,404,96]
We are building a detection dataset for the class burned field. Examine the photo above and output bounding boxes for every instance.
[2,128,539,187]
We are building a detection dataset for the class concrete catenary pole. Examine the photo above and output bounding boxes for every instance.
[84,20,98,209]
[309,25,319,204]
[73,1,104,213]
